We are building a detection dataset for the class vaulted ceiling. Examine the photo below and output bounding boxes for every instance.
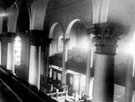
[108,0,135,27]
[0,0,16,8]
[0,0,135,32]
[48,0,135,30]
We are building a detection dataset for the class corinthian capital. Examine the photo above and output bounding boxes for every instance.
[92,22,127,55]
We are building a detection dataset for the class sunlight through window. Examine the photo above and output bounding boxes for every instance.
[14,36,21,65]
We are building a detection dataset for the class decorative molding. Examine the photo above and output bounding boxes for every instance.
[29,30,44,46]
[89,22,129,55]
[0,32,16,42]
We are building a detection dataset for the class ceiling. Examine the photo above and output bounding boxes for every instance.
[106,0,135,29]
[0,0,135,32]
[0,0,16,8]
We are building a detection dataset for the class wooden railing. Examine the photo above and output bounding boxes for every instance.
[47,89,68,99]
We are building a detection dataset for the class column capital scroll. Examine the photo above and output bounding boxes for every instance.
[92,22,125,55]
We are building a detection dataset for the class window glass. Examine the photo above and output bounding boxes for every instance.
[53,71,56,80]
[58,34,63,52]
[14,36,21,65]
[58,73,61,81]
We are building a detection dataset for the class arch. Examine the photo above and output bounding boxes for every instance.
[65,19,88,50]
[30,0,49,30]
[49,22,59,38]
[49,22,63,55]
[65,19,81,38]
[16,1,30,33]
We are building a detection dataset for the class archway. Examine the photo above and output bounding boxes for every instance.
[65,19,80,38]
[46,22,64,91]
[49,22,59,38]
[65,19,94,98]
[49,22,63,55]
[65,19,88,51]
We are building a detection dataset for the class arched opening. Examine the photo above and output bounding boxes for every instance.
[57,33,63,52]
[65,19,80,37]
[49,22,59,38]
[66,20,88,51]
[47,23,64,91]
[49,23,63,55]
[65,19,88,96]
[65,19,95,98]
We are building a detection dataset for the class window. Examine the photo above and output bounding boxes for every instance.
[57,73,61,81]
[58,34,63,52]
[53,71,56,80]
[14,36,21,65]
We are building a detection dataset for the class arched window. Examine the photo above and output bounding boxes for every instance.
[58,34,63,52]
[14,36,21,65]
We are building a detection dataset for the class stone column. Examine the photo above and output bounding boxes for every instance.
[85,34,93,97]
[7,33,15,73]
[1,34,8,68]
[124,54,134,102]
[92,23,120,102]
[43,38,53,87]
[62,38,69,86]
[0,36,2,65]
[18,33,30,80]
[28,30,42,90]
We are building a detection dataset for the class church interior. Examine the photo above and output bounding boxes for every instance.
[0,0,135,102]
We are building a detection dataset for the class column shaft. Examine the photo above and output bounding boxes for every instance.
[85,38,92,97]
[93,54,114,102]
[29,46,41,89]
[0,42,2,65]
[7,42,14,73]
[1,36,8,68]
[62,38,68,85]
[124,55,133,102]
[28,30,43,90]
[92,23,121,102]
[43,39,52,86]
